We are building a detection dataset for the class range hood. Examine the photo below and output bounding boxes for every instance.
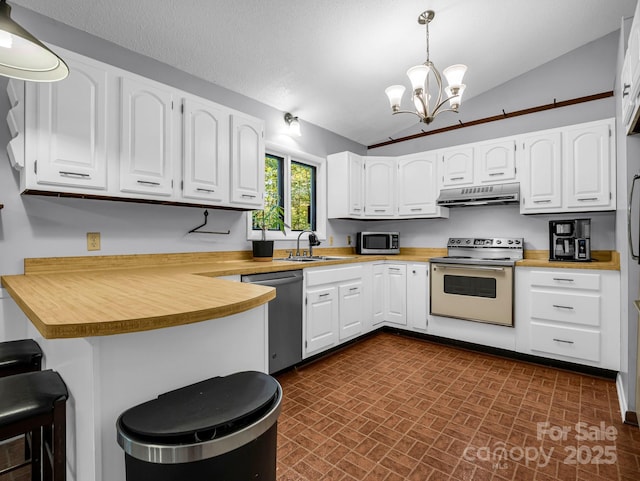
[436,182,520,207]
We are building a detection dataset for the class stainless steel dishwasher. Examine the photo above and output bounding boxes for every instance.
[241,270,303,374]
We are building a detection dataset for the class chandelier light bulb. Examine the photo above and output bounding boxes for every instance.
[443,64,468,89]
[384,85,406,111]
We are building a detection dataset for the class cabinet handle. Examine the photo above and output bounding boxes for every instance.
[623,83,631,97]
[488,172,504,176]
[352,208,361,211]
[450,176,464,181]
[552,277,574,282]
[349,287,359,291]
[533,199,551,204]
[410,208,422,212]
[242,194,257,199]
[552,338,574,344]
[577,197,598,202]
[374,209,385,212]
[552,304,574,310]
[389,267,401,271]
[196,188,215,193]
[319,293,330,298]
[59,171,90,179]
[137,180,161,186]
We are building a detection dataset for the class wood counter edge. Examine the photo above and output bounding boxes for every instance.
[517,250,620,270]
[2,279,276,339]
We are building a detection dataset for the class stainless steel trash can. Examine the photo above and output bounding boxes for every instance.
[116,371,282,481]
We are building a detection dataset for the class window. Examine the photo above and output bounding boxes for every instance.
[248,143,326,241]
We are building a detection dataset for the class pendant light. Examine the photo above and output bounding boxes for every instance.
[0,0,68,82]
[385,10,466,125]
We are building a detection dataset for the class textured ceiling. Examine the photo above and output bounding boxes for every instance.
[11,0,637,146]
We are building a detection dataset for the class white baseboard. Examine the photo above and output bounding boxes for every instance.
[617,372,630,422]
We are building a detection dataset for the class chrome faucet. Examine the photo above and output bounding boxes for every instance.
[296,229,321,257]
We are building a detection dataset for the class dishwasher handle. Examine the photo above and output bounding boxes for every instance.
[245,276,302,287]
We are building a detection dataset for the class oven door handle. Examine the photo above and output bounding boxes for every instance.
[433,264,506,272]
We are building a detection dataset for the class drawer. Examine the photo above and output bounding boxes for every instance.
[306,265,363,286]
[530,290,600,327]
[530,323,600,362]
[529,271,600,291]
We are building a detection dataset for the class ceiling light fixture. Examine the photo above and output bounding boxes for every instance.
[385,10,466,125]
[0,0,69,81]
[284,112,301,137]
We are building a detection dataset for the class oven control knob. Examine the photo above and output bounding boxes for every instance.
[465,239,471,244]
[508,240,513,244]
[496,240,502,244]
[515,240,521,244]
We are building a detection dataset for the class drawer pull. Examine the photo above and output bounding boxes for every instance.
[450,176,464,181]
[374,209,386,212]
[319,293,330,298]
[533,199,551,204]
[137,180,161,186]
[553,338,574,344]
[388,267,401,271]
[577,197,598,202]
[488,172,504,176]
[410,208,423,211]
[59,171,90,179]
[552,277,574,282]
[349,287,359,291]
[196,188,215,193]
[241,194,257,199]
[552,304,574,310]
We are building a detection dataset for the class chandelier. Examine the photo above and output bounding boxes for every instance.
[385,10,466,124]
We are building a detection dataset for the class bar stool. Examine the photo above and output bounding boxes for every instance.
[0,369,68,481]
[0,339,43,377]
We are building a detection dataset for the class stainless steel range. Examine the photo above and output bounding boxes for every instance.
[429,237,523,326]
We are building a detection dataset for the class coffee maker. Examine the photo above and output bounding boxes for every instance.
[549,219,591,261]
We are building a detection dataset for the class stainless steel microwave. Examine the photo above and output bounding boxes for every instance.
[356,232,400,254]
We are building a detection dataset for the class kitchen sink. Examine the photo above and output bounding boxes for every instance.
[275,255,355,262]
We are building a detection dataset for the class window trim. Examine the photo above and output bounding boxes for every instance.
[247,142,327,241]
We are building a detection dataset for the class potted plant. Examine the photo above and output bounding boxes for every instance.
[252,204,286,261]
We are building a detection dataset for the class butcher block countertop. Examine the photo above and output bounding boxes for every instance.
[0,247,618,339]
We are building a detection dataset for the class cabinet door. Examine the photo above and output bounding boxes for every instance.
[339,281,363,340]
[397,152,438,217]
[35,56,108,190]
[305,287,338,354]
[120,76,174,196]
[407,264,428,330]
[476,139,516,183]
[564,122,612,210]
[385,264,407,325]
[230,113,265,208]
[520,132,562,213]
[365,157,395,217]
[621,53,636,133]
[372,264,385,326]
[441,147,473,187]
[348,153,365,216]
[182,97,229,203]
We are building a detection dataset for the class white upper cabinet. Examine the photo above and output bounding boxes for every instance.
[520,131,563,213]
[397,152,442,217]
[26,52,109,191]
[6,46,264,211]
[182,96,229,203]
[229,113,265,208]
[120,76,174,197]
[440,146,474,187]
[364,156,396,217]
[520,119,615,214]
[475,139,516,183]
[563,121,612,210]
[623,0,640,134]
[327,151,364,218]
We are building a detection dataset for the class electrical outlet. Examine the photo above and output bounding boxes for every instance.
[87,232,101,251]
[329,235,334,246]
[347,235,351,245]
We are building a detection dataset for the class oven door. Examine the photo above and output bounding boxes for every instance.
[430,263,514,326]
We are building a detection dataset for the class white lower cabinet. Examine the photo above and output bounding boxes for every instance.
[407,264,429,331]
[385,264,407,325]
[303,265,364,358]
[515,267,620,370]
[371,264,386,326]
